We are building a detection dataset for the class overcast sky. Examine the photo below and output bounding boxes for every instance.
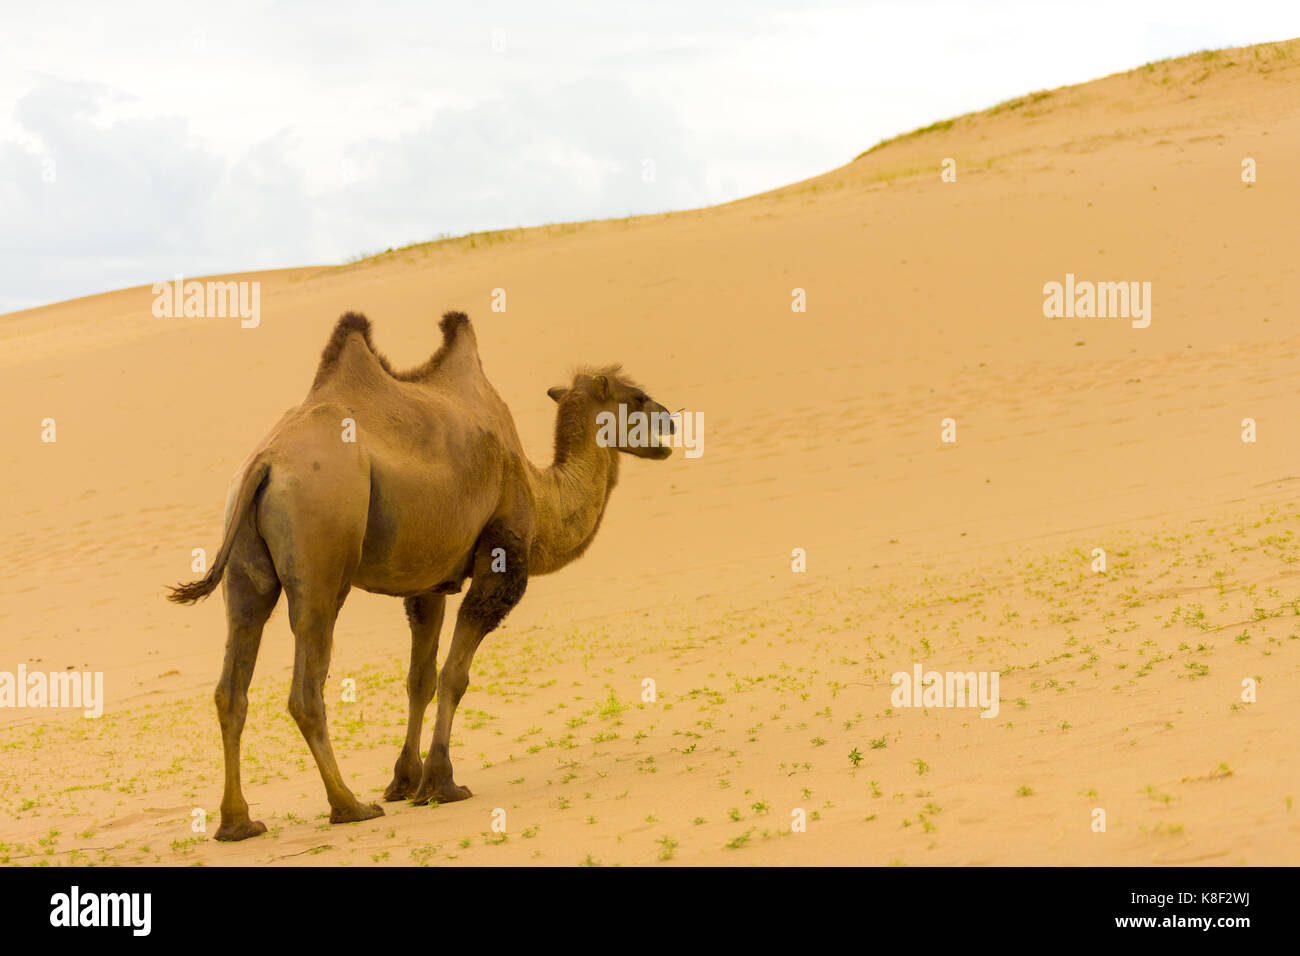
[1,1,1296,313]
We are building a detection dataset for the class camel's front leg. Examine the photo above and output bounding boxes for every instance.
[410,615,488,804]
[413,527,527,805]
[384,593,446,801]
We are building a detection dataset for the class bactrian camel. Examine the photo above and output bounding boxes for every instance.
[169,311,674,841]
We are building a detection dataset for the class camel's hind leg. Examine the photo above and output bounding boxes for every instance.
[284,585,385,826]
[214,528,281,842]
[383,593,446,801]
[260,451,382,826]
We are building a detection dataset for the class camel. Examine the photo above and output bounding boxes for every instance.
[168,311,674,841]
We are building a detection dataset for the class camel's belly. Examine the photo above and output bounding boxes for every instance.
[346,424,505,596]
[351,546,472,597]
[352,473,497,596]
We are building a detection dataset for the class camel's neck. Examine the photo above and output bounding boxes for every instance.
[526,394,620,576]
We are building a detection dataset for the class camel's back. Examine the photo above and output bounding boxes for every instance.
[280,311,526,474]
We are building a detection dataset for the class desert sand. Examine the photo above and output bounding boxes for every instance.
[1,39,1297,865]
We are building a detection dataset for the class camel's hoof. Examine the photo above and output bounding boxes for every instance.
[413,781,473,806]
[330,802,385,825]
[438,783,473,803]
[214,818,268,842]
[383,778,415,802]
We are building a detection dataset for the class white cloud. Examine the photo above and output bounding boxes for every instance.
[1,0,1296,312]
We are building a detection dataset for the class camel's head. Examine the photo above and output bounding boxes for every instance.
[548,366,675,460]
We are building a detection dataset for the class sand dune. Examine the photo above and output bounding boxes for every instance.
[1,39,1297,865]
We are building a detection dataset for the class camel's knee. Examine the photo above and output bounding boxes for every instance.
[214,683,247,725]
[214,685,231,729]
[409,670,437,702]
[287,685,325,731]
[439,664,470,704]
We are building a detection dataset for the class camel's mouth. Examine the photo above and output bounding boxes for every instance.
[655,410,680,440]
[648,417,676,456]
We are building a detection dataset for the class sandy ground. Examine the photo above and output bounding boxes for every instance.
[1,40,1297,866]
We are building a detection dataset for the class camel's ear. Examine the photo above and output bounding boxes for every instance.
[547,386,568,403]
[592,374,609,400]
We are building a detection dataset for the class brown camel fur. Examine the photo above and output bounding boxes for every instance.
[168,311,674,841]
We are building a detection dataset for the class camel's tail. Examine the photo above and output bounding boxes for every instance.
[167,458,272,605]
